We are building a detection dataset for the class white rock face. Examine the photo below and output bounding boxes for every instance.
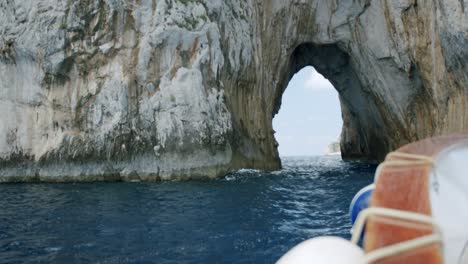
[0,0,467,181]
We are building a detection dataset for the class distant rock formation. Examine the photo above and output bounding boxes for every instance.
[326,137,341,156]
[1,0,467,181]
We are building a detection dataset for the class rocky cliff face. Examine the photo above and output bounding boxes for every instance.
[1,0,467,182]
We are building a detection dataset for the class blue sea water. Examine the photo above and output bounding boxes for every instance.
[0,156,376,264]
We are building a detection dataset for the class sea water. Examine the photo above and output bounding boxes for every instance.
[0,156,375,263]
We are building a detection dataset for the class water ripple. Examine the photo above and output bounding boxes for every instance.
[0,156,375,263]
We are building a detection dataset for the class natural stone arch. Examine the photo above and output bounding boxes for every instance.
[273,43,391,162]
[230,0,467,173]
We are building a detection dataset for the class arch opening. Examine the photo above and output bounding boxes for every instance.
[272,43,390,163]
[273,66,342,157]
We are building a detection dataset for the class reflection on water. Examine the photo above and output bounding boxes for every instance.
[0,156,375,263]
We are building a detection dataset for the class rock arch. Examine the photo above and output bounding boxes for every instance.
[275,43,389,161]
[227,0,467,173]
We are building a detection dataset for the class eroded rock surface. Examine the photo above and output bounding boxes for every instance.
[1,0,467,181]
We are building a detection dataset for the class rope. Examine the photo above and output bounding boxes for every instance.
[374,151,434,182]
[351,207,438,244]
[386,152,435,164]
[363,234,442,263]
[351,207,442,263]
[378,159,433,167]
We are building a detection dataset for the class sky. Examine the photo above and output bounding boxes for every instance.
[273,66,342,156]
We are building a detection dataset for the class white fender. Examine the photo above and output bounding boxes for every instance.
[276,236,364,264]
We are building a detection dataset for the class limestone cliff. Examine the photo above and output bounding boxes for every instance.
[1,0,467,182]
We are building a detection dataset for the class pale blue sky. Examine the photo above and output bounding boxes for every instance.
[273,66,342,156]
